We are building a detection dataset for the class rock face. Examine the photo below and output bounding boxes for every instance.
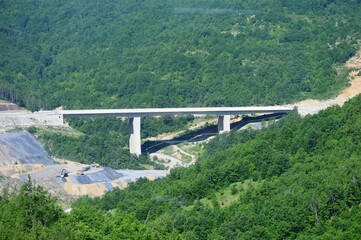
[0,131,54,166]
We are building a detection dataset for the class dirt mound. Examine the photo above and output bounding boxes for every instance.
[70,168,123,184]
[64,181,109,196]
[0,131,54,166]
[61,169,168,196]
[0,100,24,112]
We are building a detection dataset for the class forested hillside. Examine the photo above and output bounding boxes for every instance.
[1,0,361,110]
[1,95,360,239]
[1,1,361,238]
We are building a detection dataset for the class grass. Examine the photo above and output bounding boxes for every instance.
[28,126,84,138]
[185,179,263,209]
[177,151,192,164]
[185,143,204,157]
[162,146,174,156]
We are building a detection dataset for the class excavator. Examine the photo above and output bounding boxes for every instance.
[60,169,68,178]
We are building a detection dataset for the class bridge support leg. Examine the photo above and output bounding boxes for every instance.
[218,115,230,133]
[128,117,141,156]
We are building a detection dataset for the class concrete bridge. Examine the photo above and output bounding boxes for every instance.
[53,107,294,156]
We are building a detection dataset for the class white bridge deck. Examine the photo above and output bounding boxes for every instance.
[54,106,294,117]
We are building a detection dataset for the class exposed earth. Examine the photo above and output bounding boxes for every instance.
[0,131,167,208]
[292,48,361,116]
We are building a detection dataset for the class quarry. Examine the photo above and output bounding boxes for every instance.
[0,130,167,208]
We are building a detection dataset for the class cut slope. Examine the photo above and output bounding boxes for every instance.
[70,168,123,184]
[0,100,24,111]
[0,131,54,166]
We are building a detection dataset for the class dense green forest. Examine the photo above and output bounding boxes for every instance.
[3,0,361,170]
[1,0,361,110]
[1,95,360,239]
[31,115,194,169]
[1,0,361,238]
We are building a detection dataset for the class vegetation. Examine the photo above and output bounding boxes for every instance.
[2,0,361,170]
[33,115,193,169]
[0,177,63,239]
[1,94,360,239]
[1,0,361,111]
[1,0,361,238]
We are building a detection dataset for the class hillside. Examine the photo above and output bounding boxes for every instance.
[86,95,361,239]
[0,131,54,166]
[1,0,361,238]
[1,95,360,239]
[1,0,361,110]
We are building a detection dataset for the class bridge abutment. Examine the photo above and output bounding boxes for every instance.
[128,117,141,156]
[218,115,230,133]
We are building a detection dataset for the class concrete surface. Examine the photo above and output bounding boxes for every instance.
[128,117,141,156]
[54,106,294,118]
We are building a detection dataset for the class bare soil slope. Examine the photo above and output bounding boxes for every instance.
[294,49,361,115]
[0,100,25,111]
[0,131,54,166]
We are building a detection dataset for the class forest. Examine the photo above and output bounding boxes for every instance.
[1,0,361,111]
[1,93,360,239]
[2,0,361,169]
[1,0,361,238]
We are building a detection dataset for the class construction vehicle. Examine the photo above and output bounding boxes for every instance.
[92,163,100,168]
[82,166,90,171]
[60,169,68,178]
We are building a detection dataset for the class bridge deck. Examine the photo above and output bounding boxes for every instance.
[54,106,294,118]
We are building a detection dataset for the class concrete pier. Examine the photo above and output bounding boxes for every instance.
[128,117,141,156]
[218,115,231,133]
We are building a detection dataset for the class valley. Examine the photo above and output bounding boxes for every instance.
[0,47,360,208]
[1,0,361,239]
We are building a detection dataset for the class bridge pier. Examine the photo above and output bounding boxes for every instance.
[218,115,230,133]
[128,117,141,156]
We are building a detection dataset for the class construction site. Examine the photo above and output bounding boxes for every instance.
[0,125,168,208]
[0,100,264,207]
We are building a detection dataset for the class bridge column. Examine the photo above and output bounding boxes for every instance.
[218,115,230,133]
[128,117,141,156]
